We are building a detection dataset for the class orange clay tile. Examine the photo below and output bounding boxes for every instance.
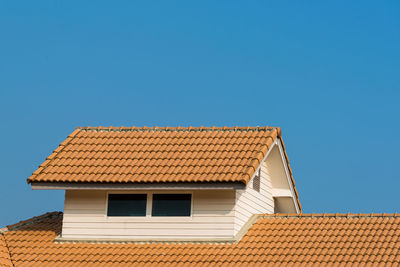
[2,212,400,266]
[28,126,277,184]
[0,232,12,267]
[27,126,300,209]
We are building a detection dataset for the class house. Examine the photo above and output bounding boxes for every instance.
[1,126,399,266]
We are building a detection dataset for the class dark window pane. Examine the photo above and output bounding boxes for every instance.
[107,194,147,216]
[152,194,191,216]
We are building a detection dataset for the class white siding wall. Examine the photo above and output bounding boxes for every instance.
[267,145,291,190]
[62,190,235,240]
[234,161,274,234]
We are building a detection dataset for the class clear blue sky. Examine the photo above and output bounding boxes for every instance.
[1,1,399,227]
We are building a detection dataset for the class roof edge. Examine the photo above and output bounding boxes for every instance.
[27,129,80,184]
[76,126,279,132]
[27,126,280,185]
[275,135,302,212]
[30,181,246,190]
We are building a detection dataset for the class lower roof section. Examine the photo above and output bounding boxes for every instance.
[2,212,400,266]
[0,232,12,267]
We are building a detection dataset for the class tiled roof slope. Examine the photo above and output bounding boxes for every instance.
[3,212,400,266]
[27,126,301,211]
[27,126,283,185]
[0,232,12,267]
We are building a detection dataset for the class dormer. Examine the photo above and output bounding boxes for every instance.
[28,126,300,242]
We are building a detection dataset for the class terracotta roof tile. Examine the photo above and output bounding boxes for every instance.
[1,212,400,266]
[0,232,12,267]
[27,126,301,214]
[27,126,279,184]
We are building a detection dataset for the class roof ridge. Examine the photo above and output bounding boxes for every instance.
[261,213,400,218]
[76,126,278,132]
[5,211,62,232]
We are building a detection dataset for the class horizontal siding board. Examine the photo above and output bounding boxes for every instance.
[62,189,235,239]
[63,215,235,223]
[63,222,233,229]
[261,182,272,190]
[237,192,265,212]
[63,222,232,229]
[261,183,272,191]
[64,209,105,215]
[64,211,235,217]
[194,191,235,198]
[193,200,235,205]
[65,202,106,210]
[235,206,253,219]
[63,234,232,241]
[234,215,247,226]
[62,228,234,236]
[239,194,266,211]
[234,163,274,234]
[193,203,235,211]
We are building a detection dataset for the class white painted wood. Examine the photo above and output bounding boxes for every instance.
[60,137,299,240]
[234,160,274,235]
[60,234,236,242]
[266,145,290,190]
[271,188,292,197]
[62,228,234,236]
[62,189,236,239]
[62,222,234,229]
[63,215,235,223]
[266,142,299,213]
[274,197,297,213]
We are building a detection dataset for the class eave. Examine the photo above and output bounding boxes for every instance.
[31,181,246,190]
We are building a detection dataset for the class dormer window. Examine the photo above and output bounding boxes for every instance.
[152,194,192,217]
[106,193,192,217]
[29,126,300,242]
[107,194,147,216]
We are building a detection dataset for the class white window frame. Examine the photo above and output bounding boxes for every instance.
[105,191,194,221]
